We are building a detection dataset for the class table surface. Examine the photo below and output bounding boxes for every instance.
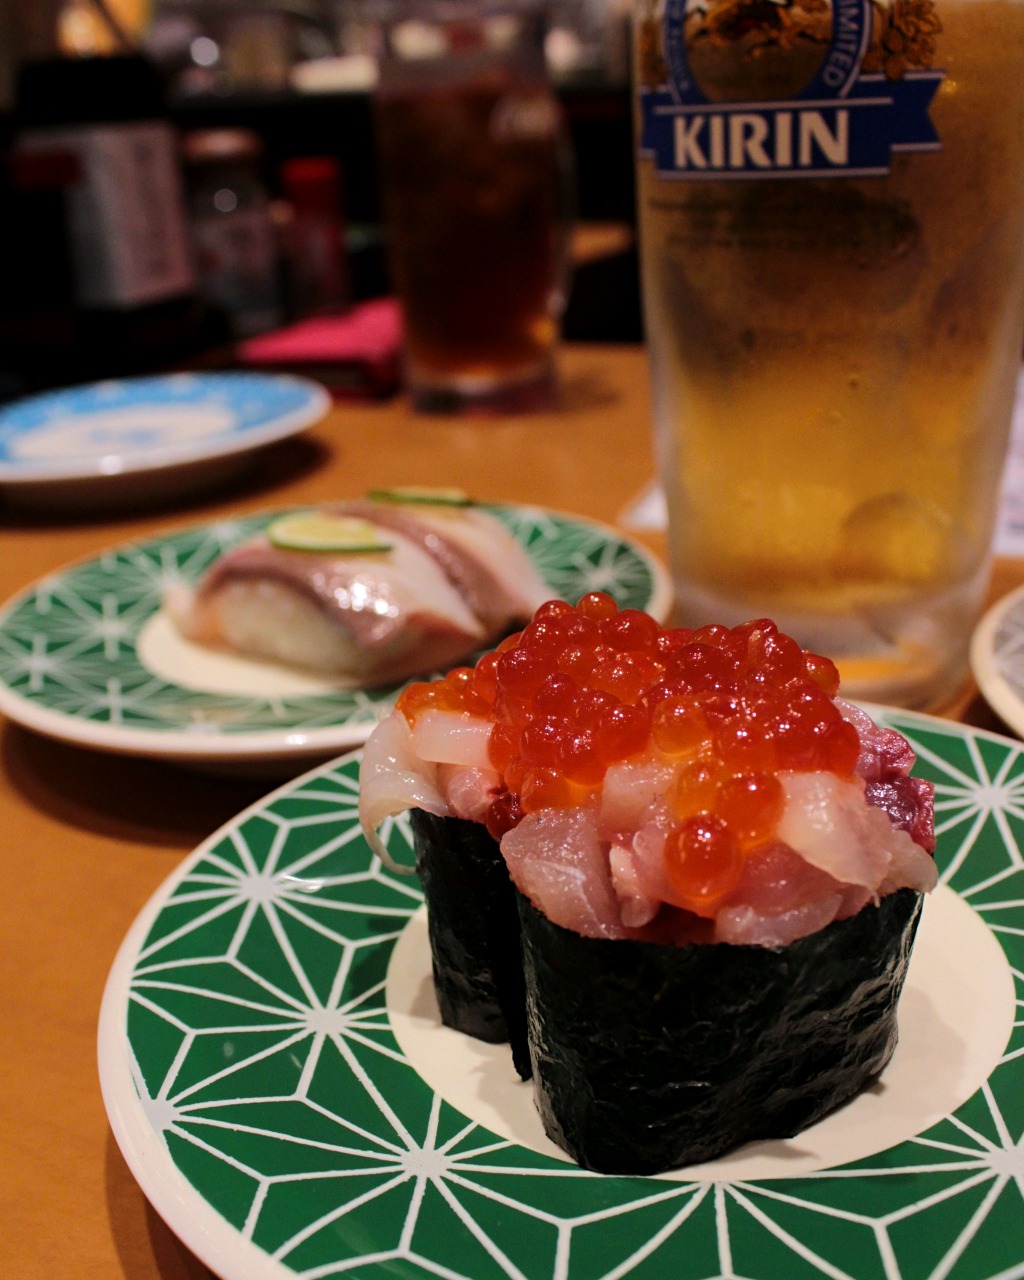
[0,342,1018,1280]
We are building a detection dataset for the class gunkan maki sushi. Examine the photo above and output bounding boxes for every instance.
[359,677,532,1076]
[360,594,937,1174]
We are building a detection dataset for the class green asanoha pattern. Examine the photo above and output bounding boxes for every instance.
[121,712,1024,1279]
[0,507,656,737]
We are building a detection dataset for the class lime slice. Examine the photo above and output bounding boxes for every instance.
[367,485,472,507]
[268,513,393,553]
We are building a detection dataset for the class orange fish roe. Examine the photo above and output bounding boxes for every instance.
[396,594,859,856]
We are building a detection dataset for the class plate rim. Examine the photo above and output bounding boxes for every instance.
[970,581,1024,740]
[97,705,1021,1280]
[0,372,331,485]
[0,502,672,763]
[97,753,336,1280]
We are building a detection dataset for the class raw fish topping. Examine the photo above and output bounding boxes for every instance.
[384,594,936,945]
[165,494,552,685]
[399,594,858,846]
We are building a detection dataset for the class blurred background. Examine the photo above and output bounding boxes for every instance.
[0,0,642,400]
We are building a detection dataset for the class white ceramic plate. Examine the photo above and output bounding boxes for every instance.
[98,708,1024,1280]
[0,373,330,509]
[0,504,671,770]
[970,583,1024,738]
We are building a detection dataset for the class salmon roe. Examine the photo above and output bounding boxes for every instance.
[395,595,858,856]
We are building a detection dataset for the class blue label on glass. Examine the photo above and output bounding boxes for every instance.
[639,0,943,180]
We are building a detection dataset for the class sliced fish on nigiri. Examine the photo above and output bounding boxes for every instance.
[165,497,552,686]
[336,496,551,633]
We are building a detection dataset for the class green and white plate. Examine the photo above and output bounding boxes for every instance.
[98,709,1024,1280]
[0,504,669,770]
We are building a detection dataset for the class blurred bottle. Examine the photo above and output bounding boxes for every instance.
[219,11,292,92]
[0,146,77,398]
[280,156,350,319]
[182,128,283,338]
[13,53,208,378]
[545,0,631,84]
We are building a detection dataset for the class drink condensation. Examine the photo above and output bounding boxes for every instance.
[634,0,1024,707]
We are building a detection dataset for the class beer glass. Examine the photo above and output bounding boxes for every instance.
[374,0,572,413]
[633,0,1024,708]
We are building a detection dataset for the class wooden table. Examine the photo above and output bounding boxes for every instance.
[0,343,1016,1279]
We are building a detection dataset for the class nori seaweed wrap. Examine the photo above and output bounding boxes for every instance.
[410,809,531,1078]
[518,887,923,1174]
[360,599,938,1175]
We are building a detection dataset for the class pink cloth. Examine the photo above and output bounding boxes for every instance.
[238,298,403,363]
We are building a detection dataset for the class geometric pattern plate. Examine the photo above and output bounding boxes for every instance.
[98,709,1024,1280]
[0,504,670,768]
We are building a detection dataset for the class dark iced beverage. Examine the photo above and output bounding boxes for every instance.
[375,12,568,412]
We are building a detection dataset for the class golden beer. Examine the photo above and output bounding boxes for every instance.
[635,0,1024,706]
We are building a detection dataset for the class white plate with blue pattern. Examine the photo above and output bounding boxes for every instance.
[0,373,330,509]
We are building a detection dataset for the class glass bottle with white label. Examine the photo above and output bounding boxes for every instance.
[14,53,209,380]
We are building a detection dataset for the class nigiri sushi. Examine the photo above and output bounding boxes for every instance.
[360,594,936,1173]
[166,492,551,686]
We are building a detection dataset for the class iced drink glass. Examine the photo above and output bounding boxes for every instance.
[634,0,1024,707]
[375,1,571,413]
